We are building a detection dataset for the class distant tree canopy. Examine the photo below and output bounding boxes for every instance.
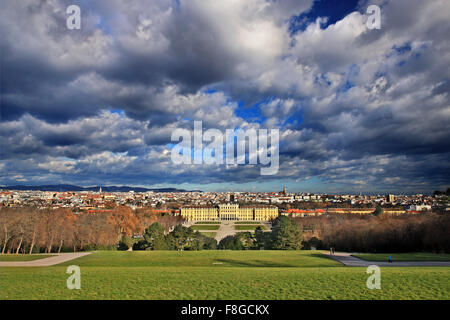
[373,206,384,216]
[218,235,244,250]
[292,212,450,253]
[133,222,217,251]
[118,235,134,251]
[218,216,303,250]
[143,222,167,250]
[254,226,271,250]
[433,188,450,196]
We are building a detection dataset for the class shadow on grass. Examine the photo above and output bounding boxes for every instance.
[214,259,296,267]
[306,252,336,260]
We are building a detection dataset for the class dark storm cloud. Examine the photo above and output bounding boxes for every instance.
[0,0,313,121]
[0,0,449,192]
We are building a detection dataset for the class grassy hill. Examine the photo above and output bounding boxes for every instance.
[1,251,449,300]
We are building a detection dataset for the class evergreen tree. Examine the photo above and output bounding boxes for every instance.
[270,216,303,250]
[143,222,166,250]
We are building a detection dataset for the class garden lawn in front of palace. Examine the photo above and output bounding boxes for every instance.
[1,251,449,300]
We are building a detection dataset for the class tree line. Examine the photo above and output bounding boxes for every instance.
[2,206,448,254]
[0,207,183,254]
[294,212,450,253]
[124,223,218,251]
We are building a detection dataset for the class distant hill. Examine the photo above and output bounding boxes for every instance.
[0,185,202,193]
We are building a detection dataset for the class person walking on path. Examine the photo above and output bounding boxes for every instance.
[388,255,392,263]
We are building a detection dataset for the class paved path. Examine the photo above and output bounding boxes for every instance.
[0,252,91,267]
[326,252,450,267]
[215,221,272,242]
[215,221,235,242]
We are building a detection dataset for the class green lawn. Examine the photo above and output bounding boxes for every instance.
[194,221,221,225]
[199,232,217,238]
[191,225,220,231]
[235,225,267,231]
[1,251,449,300]
[0,254,56,262]
[235,221,262,224]
[353,253,450,262]
[60,250,338,268]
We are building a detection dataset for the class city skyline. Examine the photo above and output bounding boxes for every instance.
[0,183,445,196]
[1,0,449,194]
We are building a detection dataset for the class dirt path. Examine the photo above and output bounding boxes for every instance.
[326,252,450,267]
[0,252,91,267]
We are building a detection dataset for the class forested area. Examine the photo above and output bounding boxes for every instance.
[129,223,218,251]
[0,207,182,253]
[294,213,450,253]
[2,206,448,254]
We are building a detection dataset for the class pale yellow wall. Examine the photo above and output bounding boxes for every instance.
[181,205,278,221]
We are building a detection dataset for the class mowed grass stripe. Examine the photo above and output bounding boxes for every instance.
[191,225,220,230]
[0,254,57,262]
[194,221,220,225]
[235,225,267,231]
[57,251,341,268]
[199,232,217,238]
[235,221,263,224]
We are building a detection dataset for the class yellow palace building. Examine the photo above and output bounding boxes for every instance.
[181,203,279,221]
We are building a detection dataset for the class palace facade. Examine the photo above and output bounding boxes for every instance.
[181,203,279,221]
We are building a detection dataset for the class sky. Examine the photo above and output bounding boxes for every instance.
[0,0,449,194]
